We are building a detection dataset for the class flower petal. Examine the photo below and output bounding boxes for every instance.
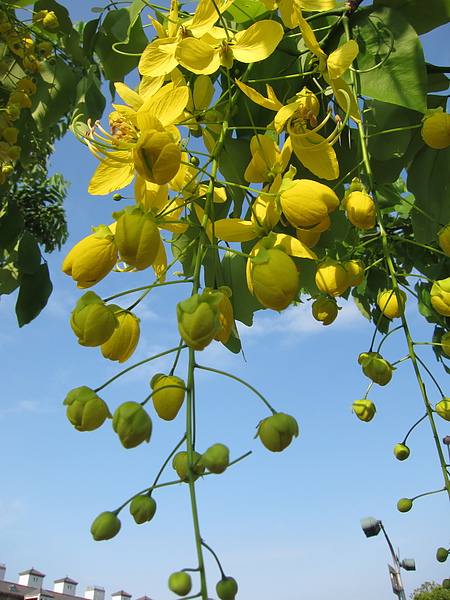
[327,40,359,79]
[233,21,284,63]
[272,233,318,259]
[88,160,135,195]
[214,218,257,242]
[176,38,220,75]
[235,80,283,111]
[138,38,179,78]
[290,131,339,180]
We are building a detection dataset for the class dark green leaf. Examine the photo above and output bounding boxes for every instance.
[31,56,77,131]
[408,145,450,244]
[373,0,450,34]
[0,200,24,252]
[15,263,53,327]
[349,6,427,113]
[221,252,263,326]
[17,231,42,275]
[94,6,148,81]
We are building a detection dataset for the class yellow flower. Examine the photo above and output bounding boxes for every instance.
[86,82,189,195]
[422,109,450,149]
[259,0,336,29]
[138,0,234,77]
[315,257,349,297]
[101,308,141,363]
[295,7,360,123]
[249,244,299,311]
[175,21,284,75]
[344,190,376,230]
[244,135,292,183]
[279,177,339,229]
[236,81,340,180]
[113,204,161,271]
[62,225,118,289]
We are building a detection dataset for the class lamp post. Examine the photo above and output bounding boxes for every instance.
[360,517,416,600]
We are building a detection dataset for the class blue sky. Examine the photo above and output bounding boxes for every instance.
[1,3,450,600]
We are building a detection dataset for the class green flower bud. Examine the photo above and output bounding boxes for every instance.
[351,399,377,422]
[393,444,410,461]
[255,413,299,452]
[443,579,450,590]
[358,352,394,386]
[90,511,121,541]
[168,572,192,596]
[113,205,160,271]
[216,577,238,600]
[172,451,204,481]
[437,548,449,563]
[129,495,157,524]
[112,402,152,449]
[431,278,450,317]
[200,443,230,474]
[441,331,450,357]
[63,386,111,432]
[397,498,413,513]
[70,291,118,347]
[176,290,223,351]
[436,398,450,421]
[311,296,339,325]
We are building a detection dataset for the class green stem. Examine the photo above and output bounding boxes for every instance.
[195,364,277,414]
[94,346,184,393]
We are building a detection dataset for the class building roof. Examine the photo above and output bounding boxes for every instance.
[25,588,54,599]
[53,580,78,586]
[111,593,131,598]
[18,571,45,579]
[0,581,83,600]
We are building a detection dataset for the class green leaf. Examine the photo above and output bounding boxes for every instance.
[15,263,53,327]
[0,258,22,296]
[31,56,77,131]
[219,138,252,217]
[221,252,263,326]
[222,0,269,25]
[94,5,148,81]
[72,65,106,124]
[365,99,422,161]
[374,0,450,34]
[0,200,24,252]
[17,231,41,275]
[349,5,427,113]
[408,145,450,244]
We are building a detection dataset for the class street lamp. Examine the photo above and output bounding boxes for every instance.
[360,517,416,600]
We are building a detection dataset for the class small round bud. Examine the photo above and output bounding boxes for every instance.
[351,399,376,422]
[112,402,152,449]
[255,413,299,452]
[216,577,238,600]
[168,572,192,596]
[393,444,410,461]
[129,495,157,524]
[90,511,121,541]
[397,498,413,513]
[200,443,230,474]
[436,547,449,563]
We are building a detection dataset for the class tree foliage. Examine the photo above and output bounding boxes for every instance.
[411,582,450,600]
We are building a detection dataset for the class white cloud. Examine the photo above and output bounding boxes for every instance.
[238,298,367,344]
